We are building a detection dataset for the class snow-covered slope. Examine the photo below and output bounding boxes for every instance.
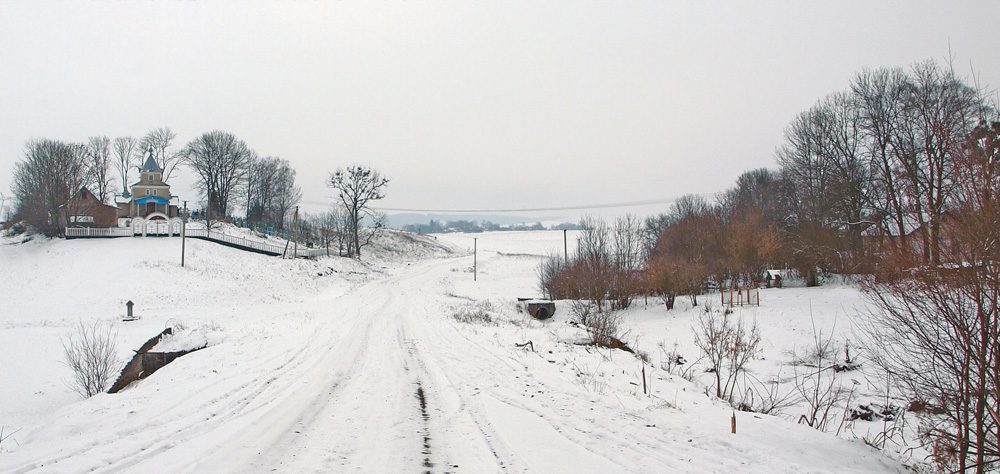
[0,231,906,472]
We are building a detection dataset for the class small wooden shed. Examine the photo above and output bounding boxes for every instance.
[764,269,783,288]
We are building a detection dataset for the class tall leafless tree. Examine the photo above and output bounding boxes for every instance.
[245,156,302,232]
[272,160,302,231]
[85,136,113,203]
[327,166,388,258]
[140,127,182,182]
[11,139,90,234]
[895,60,983,265]
[852,68,911,250]
[112,136,139,197]
[182,131,254,222]
[863,120,1000,474]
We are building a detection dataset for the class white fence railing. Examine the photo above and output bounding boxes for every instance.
[66,227,133,238]
[65,226,337,259]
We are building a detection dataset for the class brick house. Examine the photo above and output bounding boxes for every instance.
[60,187,119,228]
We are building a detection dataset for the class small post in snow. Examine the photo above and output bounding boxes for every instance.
[181,201,188,267]
[473,238,478,281]
[642,364,647,395]
[731,411,737,434]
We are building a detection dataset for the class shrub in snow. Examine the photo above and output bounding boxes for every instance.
[63,319,122,397]
[792,322,848,433]
[694,308,761,403]
[451,301,494,325]
[570,300,626,349]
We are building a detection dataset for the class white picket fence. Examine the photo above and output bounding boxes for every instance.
[65,227,133,238]
[66,226,334,259]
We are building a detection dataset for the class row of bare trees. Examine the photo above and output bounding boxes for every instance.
[641,60,999,472]
[243,156,301,232]
[277,166,389,260]
[540,215,643,310]
[863,120,1000,473]
[643,192,783,307]
[639,59,994,291]
[9,128,187,234]
[8,127,304,235]
[778,59,991,273]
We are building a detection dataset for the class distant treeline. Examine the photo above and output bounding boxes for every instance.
[401,219,583,234]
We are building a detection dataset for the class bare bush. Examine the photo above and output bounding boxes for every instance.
[657,341,687,374]
[793,323,848,432]
[451,301,495,325]
[546,216,640,310]
[537,253,563,299]
[735,374,799,415]
[570,300,624,349]
[63,320,121,397]
[694,309,761,402]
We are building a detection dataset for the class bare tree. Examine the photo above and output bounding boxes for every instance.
[11,139,90,235]
[244,155,277,229]
[63,319,121,398]
[112,136,139,197]
[894,60,983,265]
[327,166,389,258]
[612,214,642,271]
[321,208,342,256]
[272,160,302,231]
[863,120,1000,473]
[182,131,254,223]
[694,308,762,403]
[85,136,113,203]
[852,68,911,251]
[244,156,300,232]
[140,127,182,182]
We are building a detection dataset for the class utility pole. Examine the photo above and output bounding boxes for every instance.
[473,237,478,281]
[181,201,187,267]
[293,206,299,258]
[563,229,568,265]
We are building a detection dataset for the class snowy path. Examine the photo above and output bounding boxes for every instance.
[2,249,903,473]
[3,257,623,473]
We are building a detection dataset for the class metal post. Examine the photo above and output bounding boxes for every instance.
[473,237,477,281]
[563,229,568,264]
[181,201,187,267]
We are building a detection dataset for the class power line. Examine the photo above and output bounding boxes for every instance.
[300,192,723,214]
[369,193,722,214]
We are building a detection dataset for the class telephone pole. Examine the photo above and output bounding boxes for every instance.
[563,229,568,264]
[293,206,299,258]
[181,201,188,267]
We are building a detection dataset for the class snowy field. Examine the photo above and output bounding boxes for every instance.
[0,230,909,472]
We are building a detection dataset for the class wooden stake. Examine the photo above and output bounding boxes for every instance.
[642,364,647,395]
[731,411,737,434]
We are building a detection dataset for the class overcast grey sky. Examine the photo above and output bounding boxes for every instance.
[1,1,998,221]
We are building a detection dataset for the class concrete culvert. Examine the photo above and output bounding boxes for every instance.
[525,300,555,320]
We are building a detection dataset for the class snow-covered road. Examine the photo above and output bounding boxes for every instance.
[4,256,628,473]
[1,233,905,473]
